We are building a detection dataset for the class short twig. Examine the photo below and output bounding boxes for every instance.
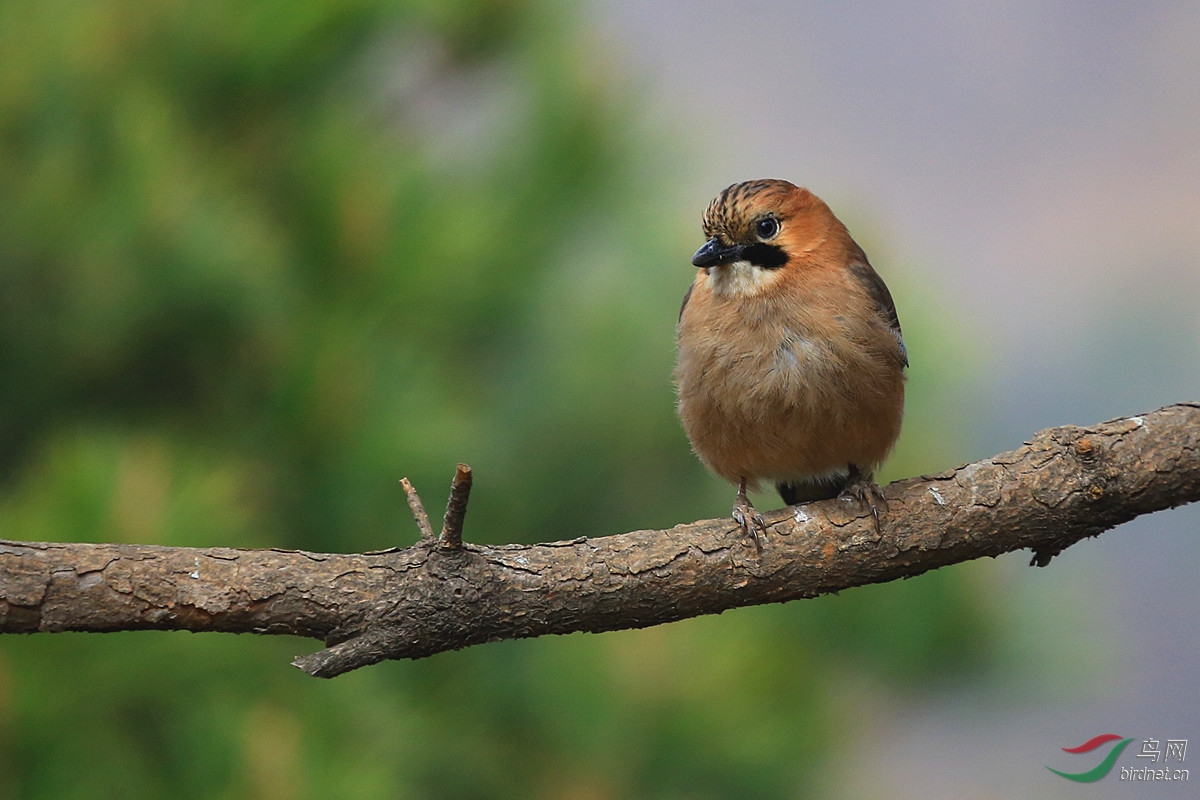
[439,463,473,549]
[400,478,435,542]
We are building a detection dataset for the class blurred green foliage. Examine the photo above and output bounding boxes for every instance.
[0,1,996,798]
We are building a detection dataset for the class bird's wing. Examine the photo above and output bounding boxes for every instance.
[847,244,908,367]
[678,282,695,322]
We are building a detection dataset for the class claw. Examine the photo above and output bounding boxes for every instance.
[840,465,888,533]
[733,477,767,550]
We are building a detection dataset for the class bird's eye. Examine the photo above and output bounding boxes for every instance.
[755,217,780,239]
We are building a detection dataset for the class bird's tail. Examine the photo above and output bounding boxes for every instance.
[775,478,843,506]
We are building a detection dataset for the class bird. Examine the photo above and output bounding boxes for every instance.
[674,179,907,544]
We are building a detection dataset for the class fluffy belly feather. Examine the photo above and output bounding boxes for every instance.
[676,327,903,489]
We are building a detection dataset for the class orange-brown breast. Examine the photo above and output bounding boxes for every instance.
[675,250,905,490]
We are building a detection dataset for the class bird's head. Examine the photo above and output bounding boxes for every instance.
[692,179,838,296]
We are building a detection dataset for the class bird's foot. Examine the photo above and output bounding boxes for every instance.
[733,479,766,550]
[840,466,888,533]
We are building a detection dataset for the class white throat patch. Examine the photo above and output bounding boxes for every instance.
[706,261,784,298]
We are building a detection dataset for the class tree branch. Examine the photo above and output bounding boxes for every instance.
[400,477,434,543]
[2,404,1198,678]
[438,463,472,550]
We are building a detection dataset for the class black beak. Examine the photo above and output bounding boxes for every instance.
[691,237,745,268]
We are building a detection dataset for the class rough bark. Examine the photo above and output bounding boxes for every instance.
[1,404,1197,678]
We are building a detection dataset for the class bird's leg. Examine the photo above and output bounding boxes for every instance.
[732,477,766,550]
[840,464,888,533]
